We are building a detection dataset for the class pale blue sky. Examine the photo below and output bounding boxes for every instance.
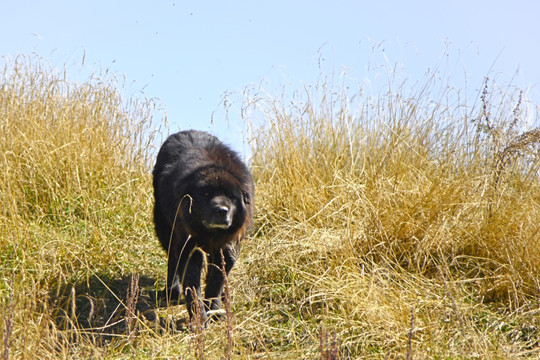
[2,1,539,154]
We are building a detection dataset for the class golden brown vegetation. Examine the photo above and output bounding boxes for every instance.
[0,55,163,359]
[242,74,540,358]
[1,54,539,359]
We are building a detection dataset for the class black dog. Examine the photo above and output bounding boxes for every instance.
[152,130,254,323]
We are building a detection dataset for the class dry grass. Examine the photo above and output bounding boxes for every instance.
[0,55,166,359]
[240,74,540,358]
[1,54,539,359]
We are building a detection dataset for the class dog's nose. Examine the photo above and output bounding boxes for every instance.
[216,205,229,215]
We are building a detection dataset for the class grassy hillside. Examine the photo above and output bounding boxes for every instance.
[243,76,540,358]
[1,55,539,359]
[0,55,164,359]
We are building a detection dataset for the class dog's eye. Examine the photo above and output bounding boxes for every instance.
[204,193,210,197]
[242,190,251,205]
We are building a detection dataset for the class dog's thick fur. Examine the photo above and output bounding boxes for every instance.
[152,130,254,322]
